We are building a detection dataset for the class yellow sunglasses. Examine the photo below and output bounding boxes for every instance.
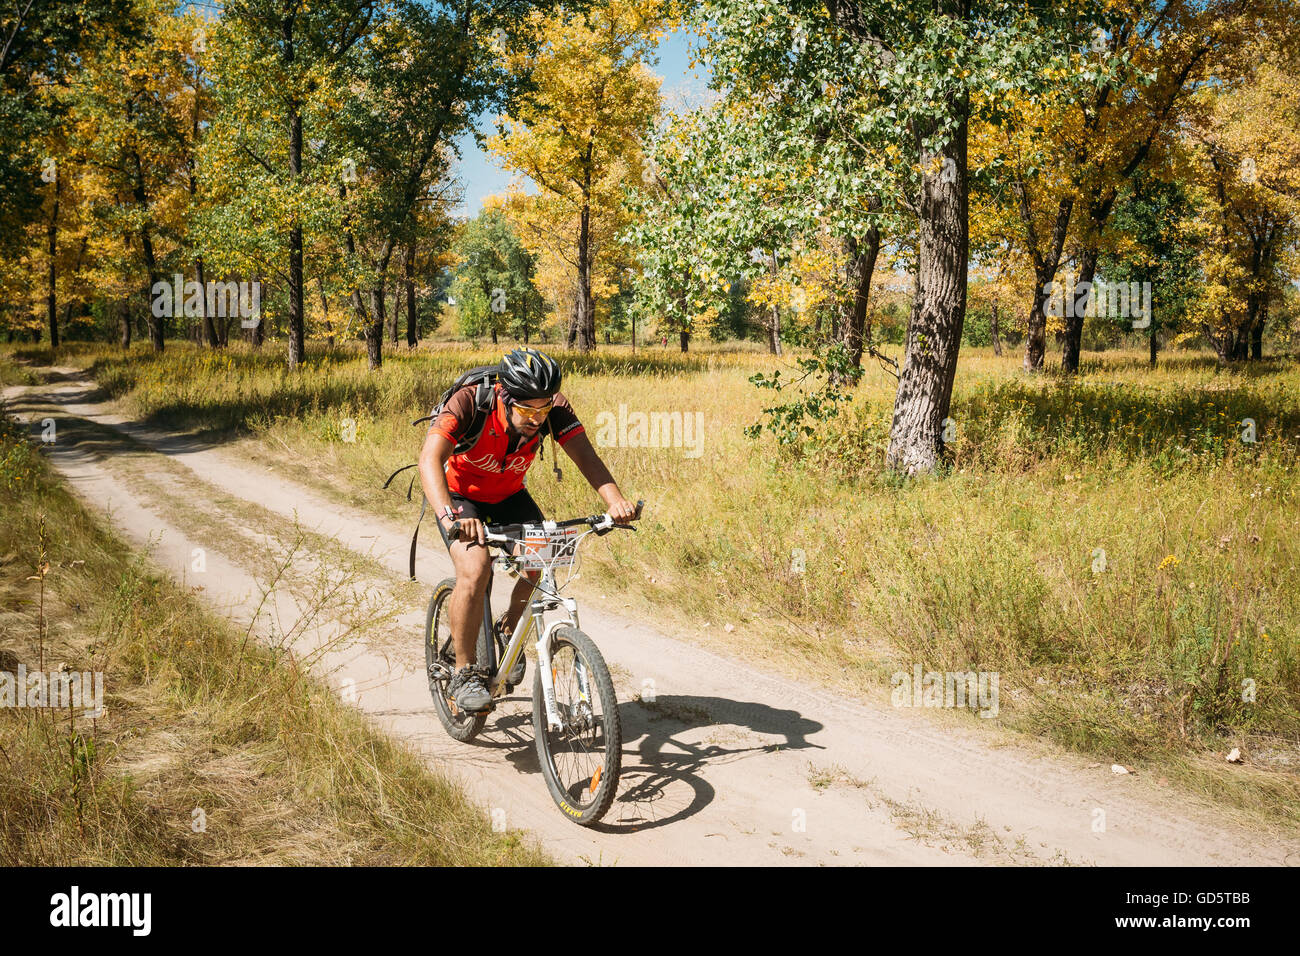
[510,400,553,420]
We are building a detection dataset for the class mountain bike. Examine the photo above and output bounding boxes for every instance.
[423,500,643,826]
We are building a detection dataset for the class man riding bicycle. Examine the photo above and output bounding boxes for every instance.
[417,348,638,713]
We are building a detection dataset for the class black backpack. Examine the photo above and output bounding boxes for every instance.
[383,363,562,580]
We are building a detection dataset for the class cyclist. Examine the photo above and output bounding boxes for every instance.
[417,347,638,713]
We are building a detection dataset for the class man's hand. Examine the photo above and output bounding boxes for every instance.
[606,496,640,525]
[443,514,486,546]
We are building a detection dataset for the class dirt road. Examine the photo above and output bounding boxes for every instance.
[5,367,1295,866]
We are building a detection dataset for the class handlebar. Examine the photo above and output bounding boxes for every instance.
[447,499,644,546]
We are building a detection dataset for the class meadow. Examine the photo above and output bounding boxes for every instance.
[7,338,1299,822]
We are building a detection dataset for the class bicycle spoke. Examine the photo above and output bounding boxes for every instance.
[542,640,609,809]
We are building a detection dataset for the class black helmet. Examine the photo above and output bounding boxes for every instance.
[498,348,561,400]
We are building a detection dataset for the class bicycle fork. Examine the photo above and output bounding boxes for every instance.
[534,598,580,733]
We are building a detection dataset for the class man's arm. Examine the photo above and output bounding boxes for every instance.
[558,430,638,522]
[418,430,457,522]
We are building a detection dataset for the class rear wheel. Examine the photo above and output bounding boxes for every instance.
[532,627,621,826]
[426,578,492,742]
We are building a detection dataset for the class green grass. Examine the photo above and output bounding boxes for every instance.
[0,402,550,865]
[8,337,1300,826]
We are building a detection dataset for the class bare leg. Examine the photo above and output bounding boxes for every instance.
[502,570,541,633]
[448,538,492,665]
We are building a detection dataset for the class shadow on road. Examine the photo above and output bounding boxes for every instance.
[474,692,825,834]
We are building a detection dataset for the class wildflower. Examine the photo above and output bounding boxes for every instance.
[1157,554,1180,572]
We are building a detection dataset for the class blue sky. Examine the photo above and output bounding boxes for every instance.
[450,27,712,218]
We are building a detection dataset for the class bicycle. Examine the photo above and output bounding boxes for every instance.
[423,500,643,826]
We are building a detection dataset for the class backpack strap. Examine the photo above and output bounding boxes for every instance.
[539,415,562,481]
[408,495,426,581]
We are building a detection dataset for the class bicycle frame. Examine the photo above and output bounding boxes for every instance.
[487,559,579,733]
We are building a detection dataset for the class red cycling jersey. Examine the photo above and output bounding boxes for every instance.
[430,383,585,503]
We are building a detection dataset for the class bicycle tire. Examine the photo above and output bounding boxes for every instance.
[425,578,492,742]
[532,626,621,826]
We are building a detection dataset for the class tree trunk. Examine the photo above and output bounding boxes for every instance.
[46,171,60,348]
[568,155,597,352]
[388,280,400,344]
[119,295,131,349]
[680,329,689,353]
[284,14,305,371]
[1149,320,1157,367]
[250,275,265,347]
[1251,302,1266,361]
[1061,246,1098,373]
[197,256,218,346]
[365,285,384,369]
[885,110,969,475]
[768,305,781,355]
[405,245,417,348]
[835,222,881,379]
[317,276,334,349]
[990,301,1002,356]
[139,229,164,352]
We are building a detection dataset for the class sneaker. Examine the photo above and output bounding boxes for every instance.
[495,615,526,686]
[448,664,492,712]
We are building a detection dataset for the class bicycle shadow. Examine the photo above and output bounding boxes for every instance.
[472,693,824,833]
[593,695,825,833]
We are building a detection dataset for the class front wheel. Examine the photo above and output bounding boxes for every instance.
[532,627,621,826]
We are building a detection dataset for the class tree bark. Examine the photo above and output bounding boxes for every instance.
[990,301,1002,356]
[885,108,969,475]
[680,329,689,353]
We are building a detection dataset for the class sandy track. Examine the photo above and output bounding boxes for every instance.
[4,367,1296,866]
